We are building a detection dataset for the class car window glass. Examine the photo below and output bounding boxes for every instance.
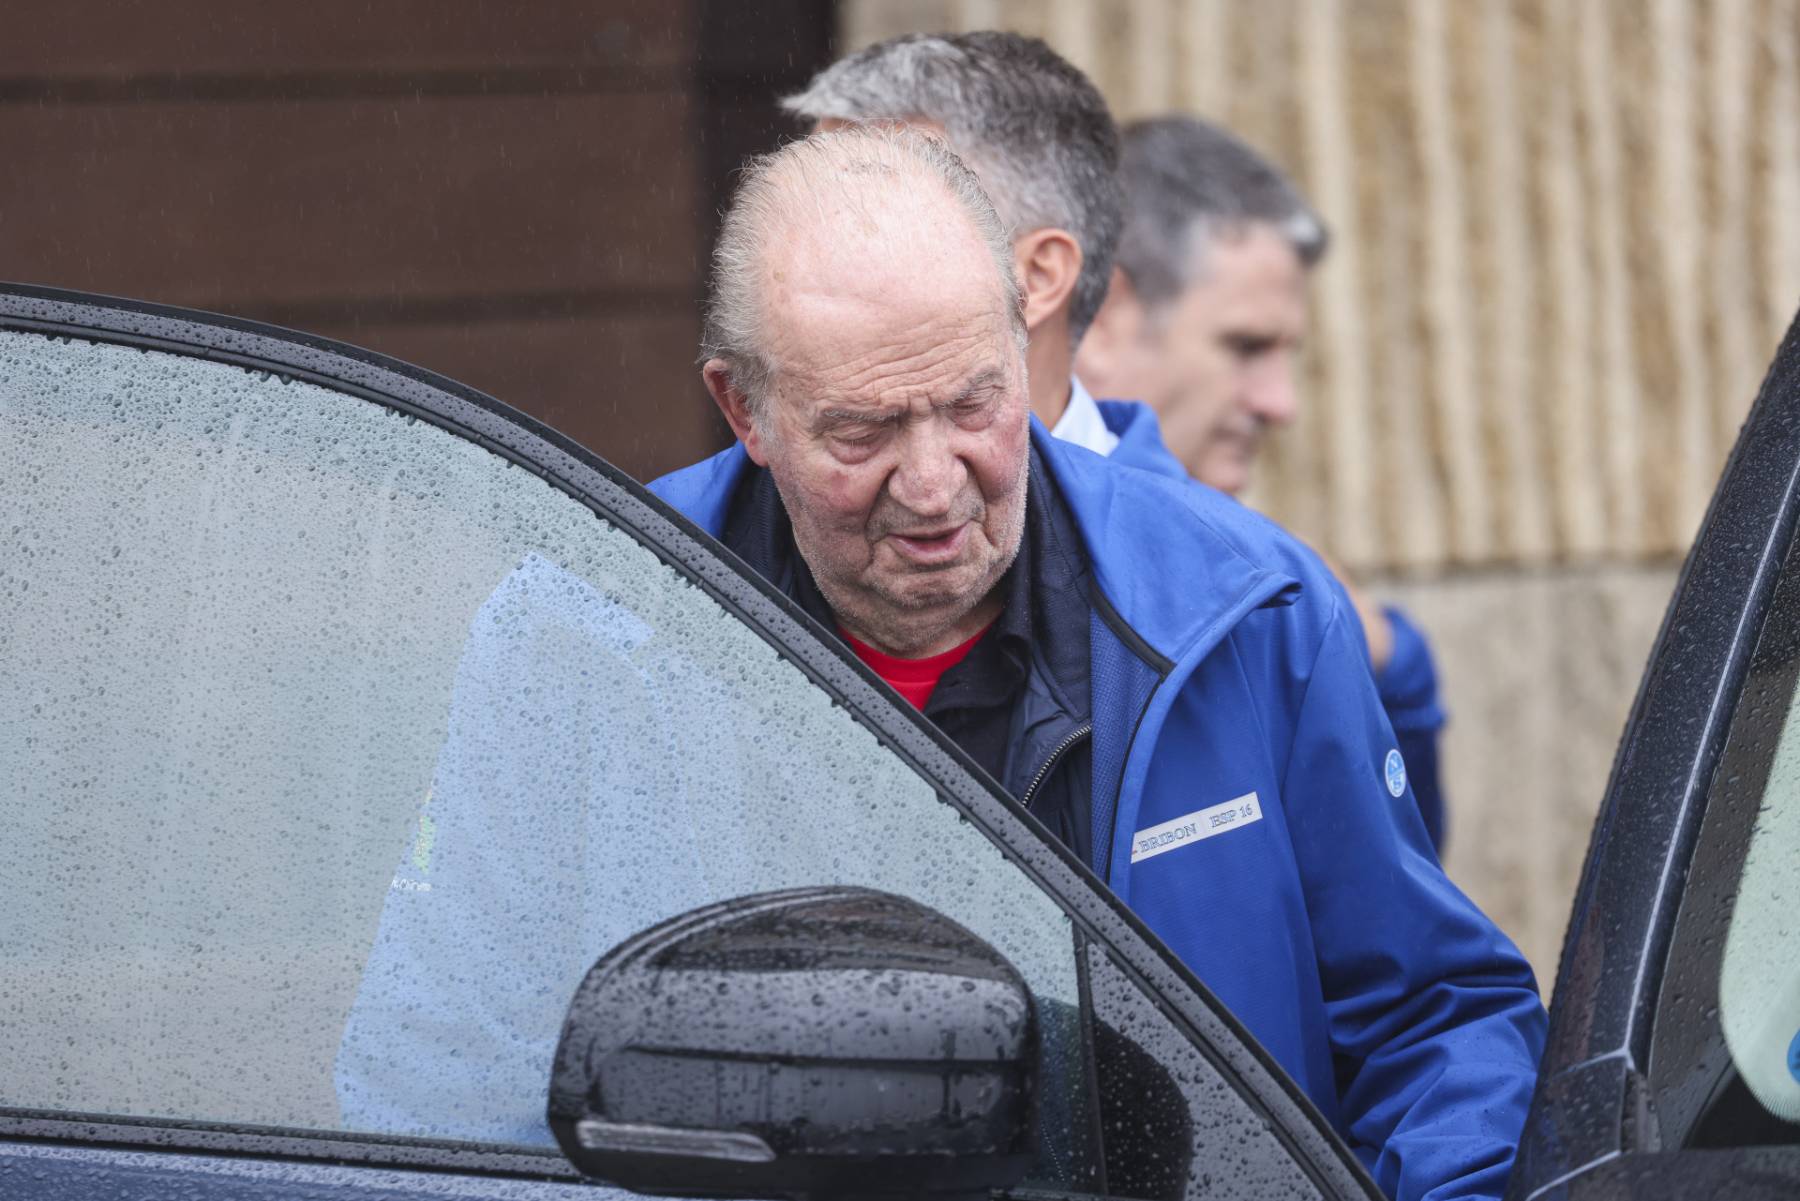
[1718,678,1800,1126]
[1083,943,1327,1201]
[1648,524,1800,1148]
[0,328,1100,1190]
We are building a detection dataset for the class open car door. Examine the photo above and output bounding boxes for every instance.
[1511,313,1800,1199]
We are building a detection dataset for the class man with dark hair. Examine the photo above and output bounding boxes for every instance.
[658,122,1543,1201]
[1079,113,1323,515]
[1078,115,1450,851]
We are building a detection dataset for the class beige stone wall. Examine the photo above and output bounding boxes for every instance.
[1379,562,1678,980]
[838,0,1798,986]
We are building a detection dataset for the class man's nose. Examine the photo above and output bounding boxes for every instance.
[1247,356,1300,427]
[886,421,966,516]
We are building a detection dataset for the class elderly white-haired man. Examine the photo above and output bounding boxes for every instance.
[652,124,1545,1201]
[786,36,1450,848]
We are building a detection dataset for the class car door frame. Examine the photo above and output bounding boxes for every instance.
[0,283,1380,1200]
[1509,313,1800,1200]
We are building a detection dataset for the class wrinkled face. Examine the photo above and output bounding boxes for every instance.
[749,244,1031,657]
[1112,224,1308,495]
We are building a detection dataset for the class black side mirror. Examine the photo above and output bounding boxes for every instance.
[547,886,1039,1200]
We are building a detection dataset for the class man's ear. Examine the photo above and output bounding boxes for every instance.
[701,359,772,467]
[1012,227,1083,334]
[1073,266,1144,380]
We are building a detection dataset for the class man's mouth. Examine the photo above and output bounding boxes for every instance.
[1211,426,1262,462]
[887,523,970,565]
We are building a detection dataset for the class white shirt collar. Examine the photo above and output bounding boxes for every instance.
[1048,376,1120,457]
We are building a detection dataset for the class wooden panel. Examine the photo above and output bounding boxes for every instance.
[835,0,1800,992]
[1577,0,1648,556]
[1409,0,1492,563]
[1761,0,1800,352]
[1297,0,1383,568]
[1651,0,1716,546]
[697,0,836,76]
[1471,0,1553,561]
[0,92,698,310]
[1125,0,1175,114]
[844,0,952,47]
[0,1,689,79]
[694,0,838,266]
[312,312,724,485]
[1705,0,1761,466]
[1178,0,1231,118]
[1534,0,1608,558]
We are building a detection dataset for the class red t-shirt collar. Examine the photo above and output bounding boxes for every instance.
[839,624,992,710]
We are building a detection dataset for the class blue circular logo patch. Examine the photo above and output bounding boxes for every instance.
[1788,1029,1800,1085]
[1385,749,1407,798]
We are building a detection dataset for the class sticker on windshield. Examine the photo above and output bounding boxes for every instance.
[1385,749,1407,798]
[1131,793,1262,864]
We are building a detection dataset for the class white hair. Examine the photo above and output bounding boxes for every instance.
[700,124,1026,418]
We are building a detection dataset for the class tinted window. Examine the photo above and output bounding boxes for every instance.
[1718,690,1800,1131]
[0,328,1097,1186]
[1085,944,1327,1200]
[1650,521,1800,1147]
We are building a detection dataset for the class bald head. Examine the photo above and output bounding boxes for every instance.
[701,125,1026,418]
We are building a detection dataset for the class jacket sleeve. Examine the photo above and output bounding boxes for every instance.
[1375,605,1449,854]
[1281,602,1545,1201]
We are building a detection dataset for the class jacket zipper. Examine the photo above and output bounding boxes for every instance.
[1019,723,1093,810]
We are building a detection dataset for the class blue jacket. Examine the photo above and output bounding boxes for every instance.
[650,423,1545,1201]
[1100,398,1450,851]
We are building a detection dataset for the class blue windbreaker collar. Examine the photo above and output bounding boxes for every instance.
[1095,397,1190,482]
[648,442,749,539]
[648,424,1301,672]
[1028,420,1300,669]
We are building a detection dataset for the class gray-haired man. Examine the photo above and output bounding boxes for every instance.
[1075,116,1450,852]
[1076,117,1325,495]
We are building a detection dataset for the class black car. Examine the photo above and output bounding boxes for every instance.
[0,286,1796,1200]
